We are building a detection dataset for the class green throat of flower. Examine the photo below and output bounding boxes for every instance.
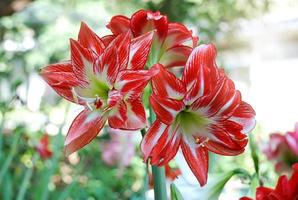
[174,109,210,135]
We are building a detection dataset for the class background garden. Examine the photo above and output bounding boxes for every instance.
[1,0,298,199]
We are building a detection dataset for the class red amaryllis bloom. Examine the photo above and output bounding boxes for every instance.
[240,164,298,200]
[149,164,181,188]
[36,134,52,159]
[264,124,298,173]
[141,44,256,186]
[41,22,156,156]
[107,10,198,68]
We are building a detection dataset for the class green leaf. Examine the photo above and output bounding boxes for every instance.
[194,168,251,200]
[170,183,184,200]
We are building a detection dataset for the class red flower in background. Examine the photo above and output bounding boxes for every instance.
[107,10,198,68]
[41,22,157,156]
[141,44,256,186]
[149,164,181,188]
[36,134,52,159]
[240,164,298,200]
[264,123,298,173]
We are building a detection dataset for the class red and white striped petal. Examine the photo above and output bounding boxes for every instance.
[181,140,209,186]
[151,64,186,99]
[101,35,116,47]
[207,124,248,151]
[159,45,192,68]
[70,39,94,84]
[141,120,168,161]
[108,100,128,129]
[151,124,181,166]
[122,96,147,130]
[162,22,196,50]
[130,10,168,39]
[150,94,184,125]
[65,109,107,156]
[205,140,247,156]
[182,44,218,105]
[78,22,105,55]
[229,101,256,134]
[108,94,147,130]
[106,15,130,36]
[108,32,131,71]
[40,62,81,104]
[94,46,119,87]
[204,77,240,118]
[114,69,153,94]
[128,31,154,70]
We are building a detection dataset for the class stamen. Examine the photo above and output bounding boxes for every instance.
[196,138,209,148]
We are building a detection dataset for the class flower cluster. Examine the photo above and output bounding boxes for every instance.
[41,10,255,186]
[240,164,298,200]
[264,123,298,173]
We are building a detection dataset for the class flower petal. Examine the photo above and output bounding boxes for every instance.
[114,69,153,94]
[162,22,196,50]
[94,45,119,86]
[108,95,147,130]
[130,10,168,39]
[182,44,218,105]
[70,39,94,84]
[128,31,154,70]
[181,140,209,186]
[150,94,184,125]
[151,64,186,99]
[141,120,167,161]
[229,101,256,134]
[108,31,131,71]
[101,35,116,47]
[40,62,81,104]
[159,45,192,68]
[106,15,130,35]
[78,22,105,55]
[65,109,106,156]
[151,124,181,166]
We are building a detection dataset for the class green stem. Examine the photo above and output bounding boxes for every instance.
[16,155,38,200]
[152,165,167,200]
[0,128,22,186]
[148,107,167,200]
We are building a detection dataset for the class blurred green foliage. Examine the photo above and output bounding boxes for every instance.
[0,0,273,199]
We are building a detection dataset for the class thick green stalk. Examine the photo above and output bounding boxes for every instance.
[152,165,167,200]
[148,107,167,200]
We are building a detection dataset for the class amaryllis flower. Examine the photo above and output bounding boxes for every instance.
[240,163,298,200]
[264,124,298,173]
[141,44,256,186]
[36,134,52,159]
[149,164,181,188]
[41,22,156,156]
[106,10,198,68]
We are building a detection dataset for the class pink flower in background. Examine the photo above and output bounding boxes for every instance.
[240,164,298,200]
[107,10,198,68]
[102,128,136,176]
[36,134,52,160]
[264,123,298,173]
